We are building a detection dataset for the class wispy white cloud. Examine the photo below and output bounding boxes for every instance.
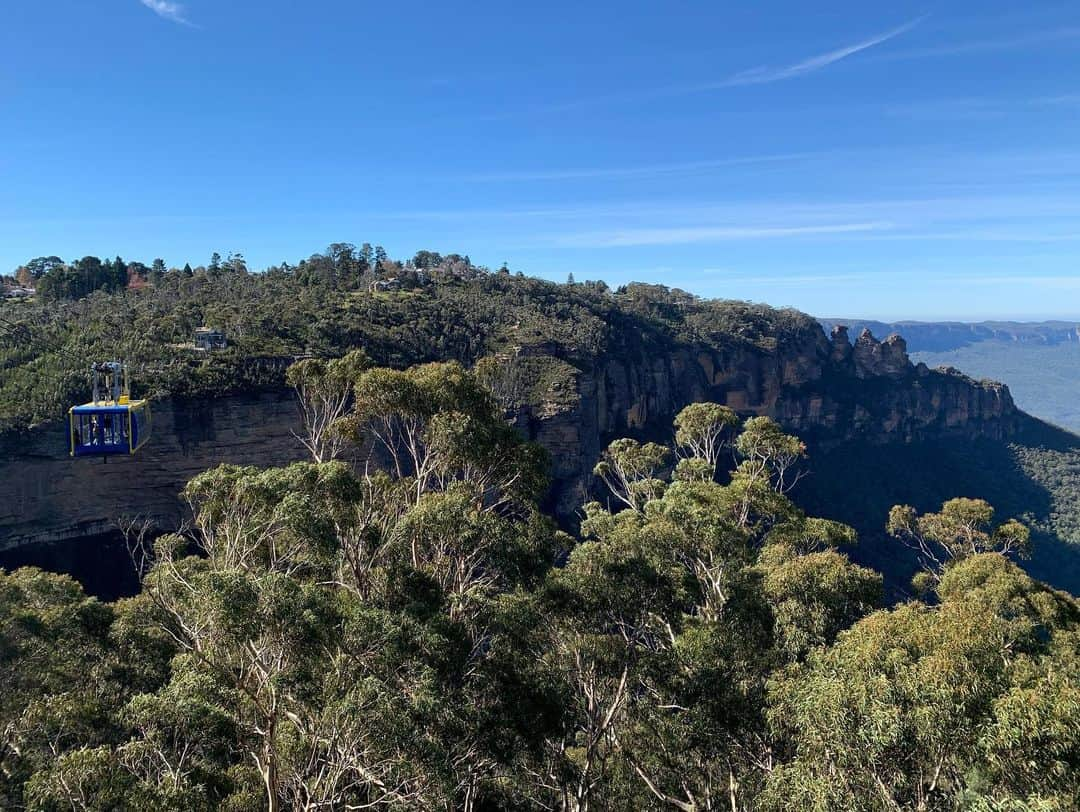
[458,18,925,122]
[503,187,1080,249]
[460,152,817,182]
[878,26,1080,61]
[360,187,1080,232]
[562,222,892,247]
[139,0,193,26]
[724,17,926,86]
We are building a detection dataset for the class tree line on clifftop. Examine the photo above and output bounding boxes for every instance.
[1,356,1077,811]
[0,244,815,434]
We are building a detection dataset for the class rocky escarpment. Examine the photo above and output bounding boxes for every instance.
[514,324,1017,515]
[0,325,1017,548]
[820,318,1080,352]
[779,326,1016,441]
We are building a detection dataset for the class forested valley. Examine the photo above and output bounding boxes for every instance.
[2,248,1079,810]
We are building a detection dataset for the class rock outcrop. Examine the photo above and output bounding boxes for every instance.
[819,318,1080,352]
[830,325,853,365]
[0,325,1018,548]
[852,329,910,378]
[513,325,1016,515]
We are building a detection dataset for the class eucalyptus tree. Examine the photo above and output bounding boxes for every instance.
[286,348,372,463]
[0,569,122,809]
[544,409,879,811]
[673,402,739,480]
[112,362,559,811]
[734,416,807,495]
[350,361,548,510]
[592,438,671,513]
[764,553,1078,812]
[887,497,1031,587]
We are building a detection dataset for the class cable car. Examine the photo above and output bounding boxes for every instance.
[69,361,152,457]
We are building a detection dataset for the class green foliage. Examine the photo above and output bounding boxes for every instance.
[757,544,882,661]
[349,361,550,508]
[25,746,149,812]
[34,256,130,301]
[674,401,739,474]
[593,437,671,511]
[793,420,1080,598]
[888,497,1032,583]
[8,370,563,809]
[764,554,1080,812]
[473,352,579,412]
[736,415,808,493]
[1011,428,1080,544]
[0,386,1077,809]
[0,569,143,809]
[286,348,373,462]
[0,246,821,437]
[539,414,882,809]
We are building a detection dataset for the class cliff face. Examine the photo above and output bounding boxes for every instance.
[819,319,1080,352]
[516,325,1017,515]
[0,392,310,551]
[0,326,1018,548]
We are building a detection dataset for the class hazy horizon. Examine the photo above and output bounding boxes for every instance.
[815,312,1080,324]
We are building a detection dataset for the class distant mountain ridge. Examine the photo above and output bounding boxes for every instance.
[818,319,1080,353]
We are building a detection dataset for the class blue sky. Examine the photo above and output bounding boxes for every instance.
[3,1,1080,320]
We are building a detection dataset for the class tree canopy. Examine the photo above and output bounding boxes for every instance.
[0,244,818,434]
[2,365,1074,810]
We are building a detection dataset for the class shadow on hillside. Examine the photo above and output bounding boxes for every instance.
[1015,413,1080,452]
[0,531,141,602]
[172,397,219,453]
[795,421,1080,600]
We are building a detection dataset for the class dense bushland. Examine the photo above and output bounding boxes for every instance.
[0,247,813,434]
[1,361,1075,811]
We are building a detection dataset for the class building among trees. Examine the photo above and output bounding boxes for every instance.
[193,327,227,351]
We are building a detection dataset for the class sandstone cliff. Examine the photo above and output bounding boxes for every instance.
[0,392,310,551]
[516,325,1016,515]
[819,318,1080,352]
[0,326,1017,549]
